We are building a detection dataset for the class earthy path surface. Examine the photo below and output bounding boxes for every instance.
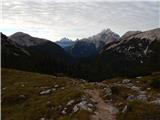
[85,89,118,120]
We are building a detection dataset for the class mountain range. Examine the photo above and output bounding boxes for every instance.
[1,28,160,81]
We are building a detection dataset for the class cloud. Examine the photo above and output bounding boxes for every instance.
[1,0,159,41]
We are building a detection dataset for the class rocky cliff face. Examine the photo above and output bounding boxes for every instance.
[99,28,160,76]
[69,29,120,58]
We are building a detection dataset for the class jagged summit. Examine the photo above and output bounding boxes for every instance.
[55,37,74,48]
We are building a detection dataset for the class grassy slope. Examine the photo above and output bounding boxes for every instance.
[1,68,90,120]
[102,73,160,120]
[2,68,160,120]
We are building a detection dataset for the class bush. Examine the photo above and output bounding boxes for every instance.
[149,79,160,89]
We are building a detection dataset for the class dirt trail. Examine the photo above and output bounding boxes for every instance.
[85,89,118,120]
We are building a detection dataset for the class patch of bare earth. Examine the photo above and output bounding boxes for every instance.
[85,89,118,120]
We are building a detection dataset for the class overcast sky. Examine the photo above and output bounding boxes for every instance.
[1,0,159,41]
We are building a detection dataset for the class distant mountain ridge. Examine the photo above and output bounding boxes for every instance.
[1,28,160,81]
[55,37,75,48]
[68,29,120,58]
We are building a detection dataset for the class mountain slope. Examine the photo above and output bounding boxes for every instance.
[1,32,32,70]
[2,68,160,120]
[2,32,72,74]
[98,28,160,77]
[69,29,120,58]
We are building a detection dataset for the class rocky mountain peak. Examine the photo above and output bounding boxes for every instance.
[9,32,47,47]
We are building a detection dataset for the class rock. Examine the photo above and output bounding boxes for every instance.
[122,105,128,113]
[40,118,45,120]
[46,101,51,105]
[104,87,112,96]
[150,99,160,105]
[136,76,142,79]
[114,108,119,113]
[91,98,98,104]
[122,79,131,84]
[52,88,56,91]
[54,84,59,88]
[87,107,93,112]
[61,87,65,90]
[73,100,95,112]
[19,95,26,99]
[131,86,140,91]
[40,89,51,95]
[73,105,79,113]
[61,109,67,115]
[136,94,147,101]
[147,88,151,90]
[88,103,94,108]
[67,100,75,106]
[139,91,146,95]
[117,102,123,106]
[126,83,134,87]
[2,87,7,90]
[127,95,135,101]
[78,101,88,110]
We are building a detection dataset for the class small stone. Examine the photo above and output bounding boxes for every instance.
[87,103,94,108]
[40,89,51,95]
[122,105,128,113]
[67,100,75,106]
[73,105,79,113]
[52,88,56,91]
[127,95,135,101]
[46,101,51,105]
[19,95,26,99]
[61,87,65,90]
[40,118,45,120]
[54,84,59,88]
[87,107,93,112]
[136,94,147,101]
[2,87,7,90]
[61,109,67,115]
[147,88,151,90]
[104,87,112,96]
[122,79,131,84]
[136,76,142,79]
[127,83,134,87]
[131,86,140,91]
[150,99,160,105]
[78,101,88,110]
[139,91,146,95]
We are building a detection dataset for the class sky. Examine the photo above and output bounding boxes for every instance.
[0,0,160,41]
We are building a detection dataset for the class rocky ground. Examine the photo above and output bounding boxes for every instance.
[1,68,160,120]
